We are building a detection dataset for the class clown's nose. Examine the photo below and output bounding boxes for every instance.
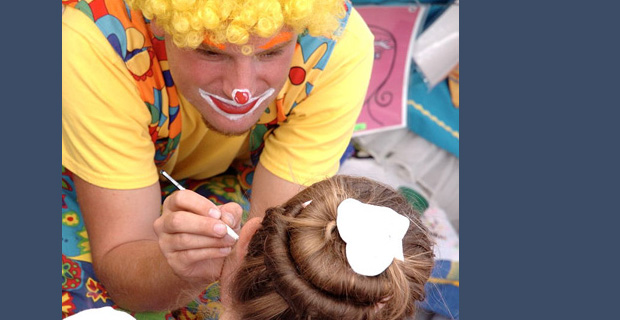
[234,91,250,104]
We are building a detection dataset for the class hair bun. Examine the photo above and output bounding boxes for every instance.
[232,176,434,319]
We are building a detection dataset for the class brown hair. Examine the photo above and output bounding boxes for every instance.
[230,175,434,319]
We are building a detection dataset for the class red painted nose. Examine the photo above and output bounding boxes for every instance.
[234,91,250,104]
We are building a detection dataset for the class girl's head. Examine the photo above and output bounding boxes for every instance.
[127,0,347,48]
[226,175,434,320]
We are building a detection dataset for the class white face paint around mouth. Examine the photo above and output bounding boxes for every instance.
[198,88,276,121]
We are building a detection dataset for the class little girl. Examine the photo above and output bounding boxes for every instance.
[219,175,435,320]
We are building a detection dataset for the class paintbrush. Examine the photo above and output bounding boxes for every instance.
[160,170,240,240]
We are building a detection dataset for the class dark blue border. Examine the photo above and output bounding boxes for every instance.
[463,0,619,318]
[3,2,59,317]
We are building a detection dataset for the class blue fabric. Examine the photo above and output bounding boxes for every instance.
[339,142,356,165]
[406,68,459,157]
[421,283,459,319]
[419,260,460,319]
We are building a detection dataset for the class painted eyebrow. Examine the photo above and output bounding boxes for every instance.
[257,39,294,55]
[201,38,226,51]
[197,38,294,55]
[196,44,227,55]
[259,32,294,50]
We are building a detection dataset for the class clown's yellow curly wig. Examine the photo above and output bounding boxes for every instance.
[127,0,347,49]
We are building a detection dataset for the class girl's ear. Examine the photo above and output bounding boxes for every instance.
[235,217,263,260]
[219,217,263,317]
[221,217,263,282]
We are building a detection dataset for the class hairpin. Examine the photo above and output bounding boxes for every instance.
[336,198,409,276]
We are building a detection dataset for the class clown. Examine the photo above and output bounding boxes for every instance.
[62,0,374,318]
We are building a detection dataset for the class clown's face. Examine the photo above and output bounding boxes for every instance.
[158,27,297,135]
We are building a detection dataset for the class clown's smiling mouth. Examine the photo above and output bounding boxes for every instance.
[199,88,275,121]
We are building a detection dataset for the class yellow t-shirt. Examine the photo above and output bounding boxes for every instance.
[62,5,374,190]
